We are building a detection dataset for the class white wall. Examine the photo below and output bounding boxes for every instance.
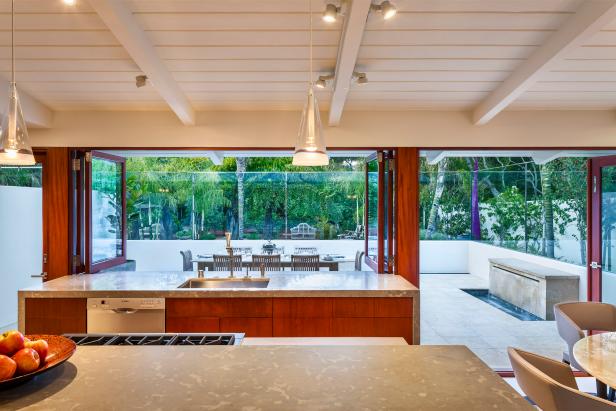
[29,110,616,148]
[419,240,468,273]
[0,186,42,328]
[420,240,587,301]
[127,239,365,271]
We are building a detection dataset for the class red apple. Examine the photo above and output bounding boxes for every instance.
[25,339,48,364]
[12,348,40,375]
[0,355,16,381]
[0,331,25,356]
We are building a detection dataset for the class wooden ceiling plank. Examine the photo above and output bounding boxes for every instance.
[87,0,195,125]
[328,0,372,126]
[473,0,616,125]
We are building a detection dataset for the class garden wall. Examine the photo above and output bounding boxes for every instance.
[419,240,587,301]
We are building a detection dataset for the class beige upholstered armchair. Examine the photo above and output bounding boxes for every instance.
[508,347,616,411]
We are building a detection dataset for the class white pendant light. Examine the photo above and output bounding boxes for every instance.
[0,0,34,166]
[293,0,329,166]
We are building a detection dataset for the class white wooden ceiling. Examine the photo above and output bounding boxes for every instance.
[1,0,616,122]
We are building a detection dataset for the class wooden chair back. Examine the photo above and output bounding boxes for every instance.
[291,254,320,271]
[251,254,282,272]
[212,254,242,272]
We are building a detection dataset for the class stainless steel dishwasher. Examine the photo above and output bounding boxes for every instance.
[87,298,165,333]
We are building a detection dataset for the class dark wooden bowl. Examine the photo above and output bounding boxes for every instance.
[0,335,76,389]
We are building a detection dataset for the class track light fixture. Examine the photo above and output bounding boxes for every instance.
[135,75,148,88]
[371,0,397,20]
[322,3,342,23]
[353,71,368,85]
[315,74,335,89]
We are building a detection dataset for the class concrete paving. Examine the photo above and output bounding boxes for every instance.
[420,273,566,370]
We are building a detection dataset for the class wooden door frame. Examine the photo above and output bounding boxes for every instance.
[588,155,616,302]
[85,150,127,273]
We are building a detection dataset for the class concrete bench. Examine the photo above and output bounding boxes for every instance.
[488,258,579,320]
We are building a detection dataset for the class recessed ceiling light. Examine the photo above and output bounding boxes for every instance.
[63,0,76,5]
[322,3,340,23]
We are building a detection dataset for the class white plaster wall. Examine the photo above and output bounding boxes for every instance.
[127,239,365,271]
[419,240,468,273]
[467,241,587,301]
[0,186,42,328]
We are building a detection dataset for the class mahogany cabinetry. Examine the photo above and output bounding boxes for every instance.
[23,296,414,343]
[166,297,414,343]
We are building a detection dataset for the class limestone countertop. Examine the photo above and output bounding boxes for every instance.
[0,345,532,410]
[19,270,418,298]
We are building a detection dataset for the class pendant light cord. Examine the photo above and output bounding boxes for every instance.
[309,0,312,86]
[11,0,15,84]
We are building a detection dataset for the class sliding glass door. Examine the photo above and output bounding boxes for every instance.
[72,150,127,273]
[365,150,396,273]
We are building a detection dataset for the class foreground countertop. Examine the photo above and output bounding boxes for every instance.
[0,345,531,411]
[19,270,418,298]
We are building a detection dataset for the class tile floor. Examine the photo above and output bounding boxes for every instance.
[420,273,566,369]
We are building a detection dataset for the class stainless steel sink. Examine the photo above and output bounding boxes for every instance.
[178,278,270,289]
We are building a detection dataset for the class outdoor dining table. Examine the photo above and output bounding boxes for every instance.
[191,255,353,272]
[573,332,616,399]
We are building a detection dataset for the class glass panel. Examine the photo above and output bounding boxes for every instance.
[419,158,588,266]
[92,157,123,263]
[0,164,42,329]
[601,166,616,304]
[366,160,379,263]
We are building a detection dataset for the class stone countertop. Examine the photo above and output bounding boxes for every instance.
[19,271,418,298]
[489,258,580,280]
[0,345,532,411]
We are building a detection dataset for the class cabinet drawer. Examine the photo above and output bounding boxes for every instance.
[273,318,332,337]
[333,298,375,317]
[374,317,413,343]
[165,317,219,333]
[220,318,272,337]
[374,298,412,318]
[25,298,87,334]
[273,298,333,318]
[166,298,272,318]
[332,318,375,336]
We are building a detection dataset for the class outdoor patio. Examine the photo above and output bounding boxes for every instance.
[420,272,566,369]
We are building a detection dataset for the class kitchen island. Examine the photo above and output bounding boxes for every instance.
[19,271,419,343]
[0,344,531,410]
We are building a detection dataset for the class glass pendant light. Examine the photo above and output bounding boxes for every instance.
[0,0,34,166]
[293,0,329,166]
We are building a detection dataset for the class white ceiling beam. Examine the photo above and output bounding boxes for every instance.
[88,0,195,125]
[206,151,224,165]
[472,0,616,125]
[424,151,447,165]
[0,78,52,128]
[328,0,372,126]
[531,151,564,165]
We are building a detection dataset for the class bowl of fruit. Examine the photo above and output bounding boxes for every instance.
[0,331,76,389]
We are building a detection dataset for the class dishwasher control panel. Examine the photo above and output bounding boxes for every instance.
[87,298,165,310]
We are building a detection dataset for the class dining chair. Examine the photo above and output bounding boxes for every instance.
[293,247,318,255]
[212,254,242,272]
[508,347,616,411]
[250,254,282,272]
[291,254,320,271]
[354,250,365,271]
[179,250,193,271]
[554,302,616,369]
